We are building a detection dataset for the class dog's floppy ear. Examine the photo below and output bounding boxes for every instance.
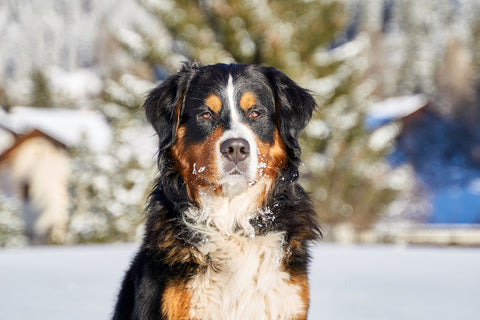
[144,62,199,152]
[263,67,317,163]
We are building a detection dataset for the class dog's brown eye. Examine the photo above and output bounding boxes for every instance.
[248,110,260,119]
[201,111,213,120]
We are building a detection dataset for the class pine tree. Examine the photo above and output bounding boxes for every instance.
[108,0,402,233]
[0,193,27,247]
[67,126,154,244]
[30,69,53,108]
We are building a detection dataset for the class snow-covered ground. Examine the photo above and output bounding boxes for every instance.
[309,244,480,320]
[0,243,479,320]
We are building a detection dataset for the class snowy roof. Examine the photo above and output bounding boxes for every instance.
[47,67,103,101]
[0,106,111,151]
[365,94,428,130]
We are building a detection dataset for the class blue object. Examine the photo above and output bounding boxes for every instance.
[429,188,480,224]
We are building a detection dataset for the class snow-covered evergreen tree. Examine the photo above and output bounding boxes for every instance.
[108,0,403,232]
[0,193,27,247]
[67,121,156,243]
[30,69,53,108]
[2,0,479,243]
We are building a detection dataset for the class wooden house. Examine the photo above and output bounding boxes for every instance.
[0,106,111,244]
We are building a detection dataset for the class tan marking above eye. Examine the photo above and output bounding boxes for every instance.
[239,91,257,112]
[205,94,222,114]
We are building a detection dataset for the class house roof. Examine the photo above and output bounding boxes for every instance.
[0,106,111,151]
[0,129,67,163]
[365,94,428,130]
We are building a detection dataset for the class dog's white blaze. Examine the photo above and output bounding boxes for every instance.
[185,186,305,320]
[217,75,258,191]
[226,75,239,126]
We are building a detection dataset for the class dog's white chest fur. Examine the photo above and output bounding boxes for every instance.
[183,186,306,319]
[188,233,304,320]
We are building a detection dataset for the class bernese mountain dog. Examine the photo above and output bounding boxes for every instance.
[112,62,321,320]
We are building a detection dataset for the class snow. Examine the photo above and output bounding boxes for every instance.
[0,244,134,320]
[309,244,480,320]
[0,243,479,320]
[47,67,103,100]
[368,122,401,152]
[0,0,150,83]
[366,94,428,130]
[0,106,112,151]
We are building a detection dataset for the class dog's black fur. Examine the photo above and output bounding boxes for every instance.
[112,63,320,320]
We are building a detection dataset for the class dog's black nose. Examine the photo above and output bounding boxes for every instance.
[220,138,250,163]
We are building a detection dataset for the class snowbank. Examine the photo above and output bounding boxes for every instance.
[0,244,478,320]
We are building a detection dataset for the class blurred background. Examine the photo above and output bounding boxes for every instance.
[1,0,480,247]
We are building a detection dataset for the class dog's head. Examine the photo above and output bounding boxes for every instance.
[145,63,316,203]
